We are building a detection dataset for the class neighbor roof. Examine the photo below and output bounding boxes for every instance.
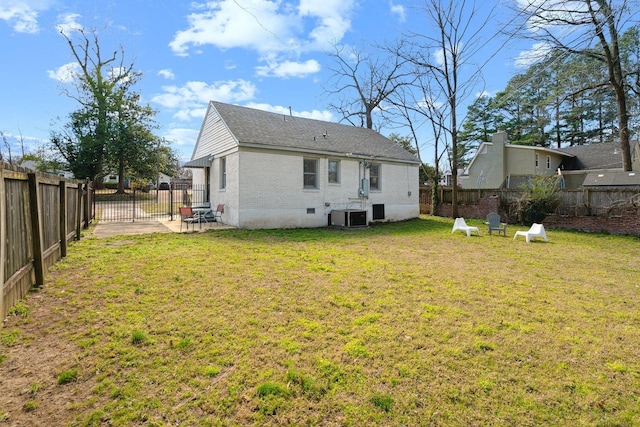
[211,101,419,163]
[558,142,623,170]
[582,170,640,186]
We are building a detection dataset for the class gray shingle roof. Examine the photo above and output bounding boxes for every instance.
[212,101,419,163]
[583,171,640,186]
[558,142,622,170]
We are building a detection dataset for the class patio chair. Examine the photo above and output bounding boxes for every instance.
[451,217,480,237]
[486,212,507,236]
[178,206,198,231]
[213,204,225,224]
[513,223,548,242]
[201,203,225,225]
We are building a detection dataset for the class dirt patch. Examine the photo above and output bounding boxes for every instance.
[0,288,94,426]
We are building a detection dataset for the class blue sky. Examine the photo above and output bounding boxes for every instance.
[0,0,535,165]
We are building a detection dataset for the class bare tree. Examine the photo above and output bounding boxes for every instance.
[1,131,12,163]
[513,0,635,170]
[324,43,412,129]
[51,28,136,182]
[51,28,162,193]
[386,75,449,214]
[396,0,495,218]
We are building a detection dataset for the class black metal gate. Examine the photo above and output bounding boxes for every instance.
[93,183,209,222]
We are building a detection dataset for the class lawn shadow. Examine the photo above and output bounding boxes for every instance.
[204,216,453,244]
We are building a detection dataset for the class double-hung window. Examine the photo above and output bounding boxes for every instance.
[303,158,318,189]
[369,163,381,190]
[328,159,340,184]
[220,157,227,189]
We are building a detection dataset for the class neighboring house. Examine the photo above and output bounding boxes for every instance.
[461,131,640,189]
[19,160,74,179]
[557,140,640,188]
[103,174,130,188]
[184,101,420,229]
[155,172,172,188]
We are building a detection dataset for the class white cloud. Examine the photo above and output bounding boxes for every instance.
[151,79,257,120]
[516,0,589,41]
[475,90,497,99]
[244,102,334,121]
[55,13,83,34]
[162,127,201,161]
[255,59,320,78]
[514,42,553,68]
[0,0,52,33]
[169,0,299,56]
[298,0,354,49]
[163,127,200,148]
[389,2,406,22]
[169,0,356,57]
[46,62,80,83]
[158,69,175,80]
[173,107,208,122]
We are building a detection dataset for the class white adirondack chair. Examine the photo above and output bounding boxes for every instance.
[451,217,480,237]
[513,223,548,242]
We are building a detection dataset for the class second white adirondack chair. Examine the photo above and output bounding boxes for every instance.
[513,223,548,243]
[451,217,480,237]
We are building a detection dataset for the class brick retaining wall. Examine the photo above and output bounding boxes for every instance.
[436,196,500,220]
[436,196,640,237]
[544,208,640,237]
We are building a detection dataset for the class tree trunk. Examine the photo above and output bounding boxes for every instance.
[616,89,632,170]
[116,156,126,194]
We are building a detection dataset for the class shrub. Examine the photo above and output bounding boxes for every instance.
[509,175,561,225]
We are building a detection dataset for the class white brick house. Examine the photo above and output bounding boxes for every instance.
[185,101,420,229]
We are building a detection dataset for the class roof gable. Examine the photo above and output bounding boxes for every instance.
[210,101,418,163]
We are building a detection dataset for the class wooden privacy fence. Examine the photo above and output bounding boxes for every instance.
[1,163,92,324]
[421,187,640,213]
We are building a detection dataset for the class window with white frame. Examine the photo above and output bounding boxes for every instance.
[220,157,227,189]
[303,158,318,189]
[370,163,381,190]
[328,159,340,184]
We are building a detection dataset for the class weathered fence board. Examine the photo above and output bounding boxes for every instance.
[1,163,92,324]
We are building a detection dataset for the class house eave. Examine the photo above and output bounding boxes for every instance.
[238,141,420,165]
[183,155,213,168]
[506,144,576,158]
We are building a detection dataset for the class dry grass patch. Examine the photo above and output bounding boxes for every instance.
[0,216,638,426]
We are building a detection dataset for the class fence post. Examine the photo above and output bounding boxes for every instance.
[0,165,6,323]
[83,179,90,229]
[170,183,174,221]
[27,173,45,288]
[76,183,83,239]
[59,180,68,257]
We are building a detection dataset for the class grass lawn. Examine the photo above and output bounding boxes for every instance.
[1,216,638,426]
